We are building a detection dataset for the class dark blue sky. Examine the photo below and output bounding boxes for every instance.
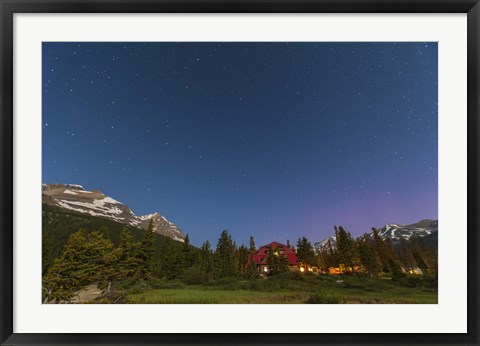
[42,42,438,247]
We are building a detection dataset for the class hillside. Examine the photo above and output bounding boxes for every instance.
[42,204,192,274]
[42,183,185,242]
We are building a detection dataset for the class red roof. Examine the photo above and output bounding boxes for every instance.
[249,241,298,266]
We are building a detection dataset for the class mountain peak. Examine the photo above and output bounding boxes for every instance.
[42,183,186,243]
[314,219,438,252]
[42,183,85,191]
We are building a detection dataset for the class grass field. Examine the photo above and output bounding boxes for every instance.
[126,289,307,304]
[123,274,438,304]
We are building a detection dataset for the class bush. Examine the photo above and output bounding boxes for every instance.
[398,274,424,287]
[397,274,438,288]
[342,277,392,292]
[306,293,343,304]
[206,277,244,290]
[118,277,144,290]
[147,277,169,289]
[180,268,209,285]
[147,277,183,289]
[422,274,438,288]
[270,271,303,281]
[92,291,124,304]
[124,281,150,295]
[317,274,340,282]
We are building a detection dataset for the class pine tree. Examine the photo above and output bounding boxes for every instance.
[158,240,181,279]
[237,245,249,276]
[115,227,141,280]
[42,234,54,275]
[200,240,214,279]
[411,236,430,274]
[246,255,259,279]
[336,226,358,272]
[249,236,256,253]
[398,238,415,273]
[327,238,338,267]
[266,246,289,275]
[214,230,238,278]
[357,237,379,276]
[296,237,315,270]
[372,228,390,272]
[388,257,405,280]
[42,229,113,303]
[138,220,155,278]
[179,234,194,273]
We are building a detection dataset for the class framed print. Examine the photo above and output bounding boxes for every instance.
[1,0,479,345]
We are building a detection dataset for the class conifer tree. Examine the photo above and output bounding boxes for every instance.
[214,230,238,278]
[199,240,214,278]
[42,234,54,275]
[116,227,141,279]
[42,229,113,303]
[326,238,338,267]
[249,236,256,253]
[296,237,315,270]
[266,246,289,275]
[237,245,249,276]
[357,237,379,276]
[411,236,432,274]
[388,257,405,280]
[398,238,415,273]
[179,234,194,273]
[372,228,390,272]
[138,220,155,278]
[384,237,396,260]
[246,255,259,279]
[158,240,181,279]
[336,227,358,272]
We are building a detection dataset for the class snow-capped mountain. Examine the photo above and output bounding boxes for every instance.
[42,183,185,242]
[367,220,437,242]
[314,219,438,252]
[314,235,337,251]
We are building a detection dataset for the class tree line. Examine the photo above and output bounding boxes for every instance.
[315,226,438,278]
[42,222,437,303]
[42,224,261,303]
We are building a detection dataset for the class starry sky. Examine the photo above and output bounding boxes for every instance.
[42,42,438,247]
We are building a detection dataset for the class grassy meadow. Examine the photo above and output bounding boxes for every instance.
[114,272,437,304]
[43,207,438,305]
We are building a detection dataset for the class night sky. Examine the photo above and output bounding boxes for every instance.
[42,42,438,247]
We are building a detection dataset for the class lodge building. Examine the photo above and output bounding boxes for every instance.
[250,241,299,274]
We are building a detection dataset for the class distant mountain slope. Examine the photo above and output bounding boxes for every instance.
[314,235,337,251]
[366,219,437,243]
[42,204,195,275]
[314,219,438,252]
[42,183,185,242]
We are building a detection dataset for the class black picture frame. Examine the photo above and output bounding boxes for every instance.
[1,1,479,345]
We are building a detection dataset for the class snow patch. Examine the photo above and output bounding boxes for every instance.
[57,199,124,215]
[66,184,84,190]
[100,196,121,204]
[55,200,126,221]
[64,190,78,195]
[139,213,158,220]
